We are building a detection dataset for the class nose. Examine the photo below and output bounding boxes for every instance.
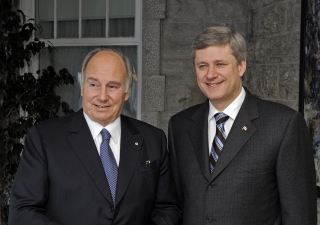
[97,87,109,101]
[206,65,218,79]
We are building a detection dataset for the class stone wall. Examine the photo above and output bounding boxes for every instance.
[141,0,166,127]
[246,0,302,111]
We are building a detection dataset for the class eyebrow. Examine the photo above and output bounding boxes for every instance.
[108,81,121,86]
[196,59,228,64]
[86,77,98,82]
[86,77,121,85]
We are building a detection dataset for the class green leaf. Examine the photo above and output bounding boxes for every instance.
[0,4,74,224]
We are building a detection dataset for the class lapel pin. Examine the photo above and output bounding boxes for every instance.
[135,142,138,146]
[146,160,150,165]
[242,126,247,131]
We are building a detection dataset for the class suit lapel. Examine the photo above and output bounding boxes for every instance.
[210,90,259,181]
[115,115,142,205]
[189,102,211,180]
[66,110,113,204]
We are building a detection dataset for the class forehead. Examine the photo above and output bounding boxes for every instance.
[86,51,126,75]
[194,44,236,63]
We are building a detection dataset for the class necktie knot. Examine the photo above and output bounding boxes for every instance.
[214,113,229,125]
[210,112,229,172]
[101,128,111,141]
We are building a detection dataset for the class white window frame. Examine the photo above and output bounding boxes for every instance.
[20,0,142,119]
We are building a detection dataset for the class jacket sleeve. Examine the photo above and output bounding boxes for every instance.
[276,112,317,225]
[9,125,63,225]
[150,129,182,225]
[167,118,184,213]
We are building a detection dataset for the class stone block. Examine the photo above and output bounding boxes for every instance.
[162,57,195,79]
[162,35,195,58]
[162,21,214,37]
[166,76,206,111]
[279,63,299,100]
[248,65,279,99]
[143,0,166,19]
[232,19,250,39]
[183,57,196,77]
[143,75,165,111]
[166,0,205,4]
[253,32,300,64]
[143,20,160,74]
[250,0,275,10]
[274,32,301,62]
[247,42,255,64]
[141,111,159,127]
[166,2,213,20]
[287,0,301,5]
[287,1,301,31]
[162,59,184,74]
[162,74,183,82]
[204,19,249,40]
[252,2,286,37]
[214,0,249,19]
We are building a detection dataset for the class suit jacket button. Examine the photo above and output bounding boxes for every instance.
[209,183,215,188]
[109,206,115,212]
[205,216,212,223]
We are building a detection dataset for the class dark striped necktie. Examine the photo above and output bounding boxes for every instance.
[209,113,229,172]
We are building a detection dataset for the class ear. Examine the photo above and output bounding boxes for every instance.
[125,89,131,101]
[238,59,246,77]
[81,88,83,96]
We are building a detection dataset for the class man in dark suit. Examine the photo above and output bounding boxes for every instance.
[9,48,181,225]
[168,27,317,224]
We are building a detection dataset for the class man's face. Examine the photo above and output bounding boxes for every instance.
[194,44,246,111]
[81,51,130,126]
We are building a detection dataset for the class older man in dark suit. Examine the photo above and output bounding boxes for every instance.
[9,48,181,225]
[168,26,317,224]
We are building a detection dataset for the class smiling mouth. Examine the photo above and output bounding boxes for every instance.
[95,105,109,108]
[207,81,223,87]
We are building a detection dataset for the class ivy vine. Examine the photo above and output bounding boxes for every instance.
[0,0,74,223]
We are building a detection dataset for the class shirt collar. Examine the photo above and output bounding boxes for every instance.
[208,87,246,121]
[83,112,121,144]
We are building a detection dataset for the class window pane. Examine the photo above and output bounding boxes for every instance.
[57,0,79,38]
[39,46,138,118]
[82,0,106,38]
[36,0,54,39]
[109,0,135,37]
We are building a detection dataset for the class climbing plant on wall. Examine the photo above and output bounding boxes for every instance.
[0,0,74,224]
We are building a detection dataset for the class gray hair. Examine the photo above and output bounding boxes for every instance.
[81,48,134,92]
[191,26,247,64]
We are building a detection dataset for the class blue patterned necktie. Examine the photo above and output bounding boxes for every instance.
[209,113,229,172]
[100,128,118,204]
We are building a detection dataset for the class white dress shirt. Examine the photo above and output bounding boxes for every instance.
[208,87,246,155]
[83,112,121,166]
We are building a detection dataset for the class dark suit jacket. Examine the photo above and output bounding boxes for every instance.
[9,109,181,225]
[168,89,317,225]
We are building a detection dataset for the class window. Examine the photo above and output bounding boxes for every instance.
[21,0,142,119]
